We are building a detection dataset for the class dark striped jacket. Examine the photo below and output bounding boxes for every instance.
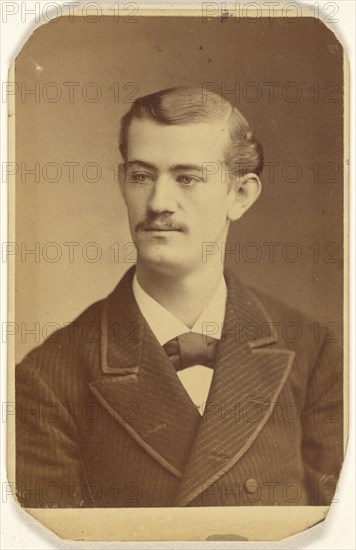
[15,267,343,507]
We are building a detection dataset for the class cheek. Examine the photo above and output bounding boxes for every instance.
[126,192,147,216]
[197,191,229,219]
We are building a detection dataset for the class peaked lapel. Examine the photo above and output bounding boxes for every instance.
[174,270,295,506]
[89,267,201,478]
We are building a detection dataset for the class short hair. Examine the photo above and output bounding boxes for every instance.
[119,86,264,177]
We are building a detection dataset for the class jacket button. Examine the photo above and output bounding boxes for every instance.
[245,478,258,494]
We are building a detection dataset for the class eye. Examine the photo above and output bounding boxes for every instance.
[177,175,200,186]
[128,172,154,184]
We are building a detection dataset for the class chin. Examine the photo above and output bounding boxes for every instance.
[140,248,180,266]
[138,246,191,273]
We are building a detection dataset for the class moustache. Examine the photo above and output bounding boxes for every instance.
[135,213,188,233]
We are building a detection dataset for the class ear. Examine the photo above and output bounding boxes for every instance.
[227,172,262,221]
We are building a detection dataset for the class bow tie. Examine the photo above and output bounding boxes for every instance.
[163,332,219,371]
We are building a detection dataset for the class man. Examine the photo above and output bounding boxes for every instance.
[15,87,343,508]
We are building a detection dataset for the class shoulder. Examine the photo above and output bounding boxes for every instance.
[242,283,344,409]
[235,278,328,362]
[226,268,313,328]
[16,268,137,389]
[246,284,311,326]
[15,296,106,397]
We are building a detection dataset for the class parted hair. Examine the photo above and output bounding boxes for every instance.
[119,86,264,177]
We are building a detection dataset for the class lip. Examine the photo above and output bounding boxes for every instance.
[141,228,184,237]
[142,227,183,232]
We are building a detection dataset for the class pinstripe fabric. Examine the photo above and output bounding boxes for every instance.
[174,273,296,505]
[91,270,202,475]
[15,267,343,507]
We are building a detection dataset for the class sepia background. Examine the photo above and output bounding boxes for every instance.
[14,15,344,362]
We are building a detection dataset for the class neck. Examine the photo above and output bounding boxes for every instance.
[136,260,225,329]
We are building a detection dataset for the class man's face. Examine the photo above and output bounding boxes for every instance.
[122,117,236,274]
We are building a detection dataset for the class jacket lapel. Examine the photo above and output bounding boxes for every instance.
[89,267,295,504]
[89,267,201,479]
[174,270,295,506]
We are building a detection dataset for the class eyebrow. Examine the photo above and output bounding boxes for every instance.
[125,160,204,174]
[171,164,203,173]
[126,160,156,171]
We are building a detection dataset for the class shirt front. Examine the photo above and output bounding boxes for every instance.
[132,274,227,415]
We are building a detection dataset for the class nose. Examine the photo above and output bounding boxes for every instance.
[147,176,177,213]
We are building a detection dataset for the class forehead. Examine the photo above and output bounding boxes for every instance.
[126,118,230,167]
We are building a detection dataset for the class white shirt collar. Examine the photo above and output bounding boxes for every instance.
[132,273,227,346]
